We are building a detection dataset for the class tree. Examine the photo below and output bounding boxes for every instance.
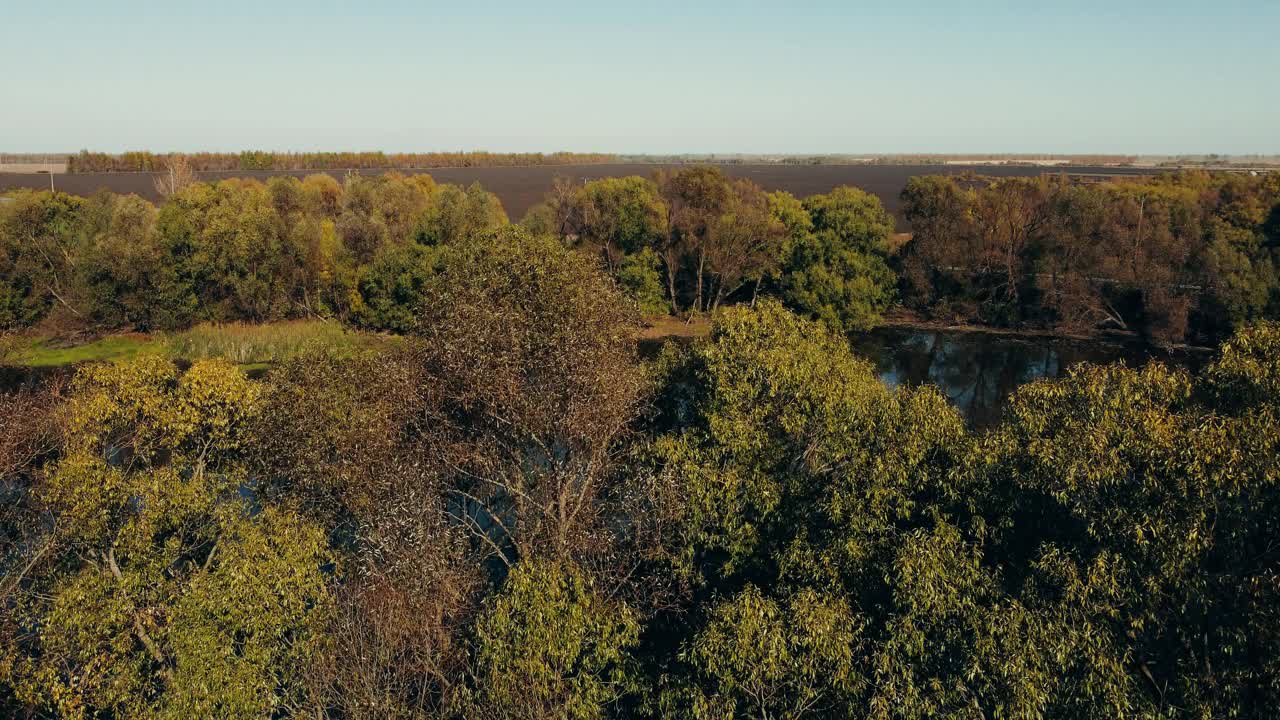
[968,177,1051,322]
[152,155,197,199]
[967,331,1280,716]
[301,173,343,219]
[760,190,813,302]
[616,247,669,316]
[254,346,485,719]
[1095,183,1197,341]
[458,559,639,720]
[352,241,440,332]
[337,173,437,263]
[415,182,508,246]
[75,193,165,329]
[0,190,86,329]
[1206,319,1280,409]
[8,357,334,718]
[155,179,292,325]
[657,166,731,313]
[662,586,862,719]
[781,186,897,333]
[702,179,787,312]
[562,176,668,273]
[0,377,63,718]
[644,302,1073,717]
[648,300,964,587]
[899,175,976,309]
[412,226,646,568]
[1037,183,1119,331]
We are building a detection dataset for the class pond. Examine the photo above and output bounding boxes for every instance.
[848,326,1212,428]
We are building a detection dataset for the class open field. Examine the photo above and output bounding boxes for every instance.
[0,163,1161,228]
[0,163,67,174]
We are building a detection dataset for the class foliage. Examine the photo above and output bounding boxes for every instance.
[551,175,669,270]
[413,226,645,564]
[0,190,84,329]
[459,559,639,720]
[1206,318,1280,408]
[2,168,1280,720]
[6,357,334,719]
[780,186,897,333]
[900,171,1280,342]
[616,247,669,316]
[0,174,513,337]
[663,586,863,719]
[352,242,441,332]
[414,182,508,247]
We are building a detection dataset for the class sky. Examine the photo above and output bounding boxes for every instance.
[2,1,1277,155]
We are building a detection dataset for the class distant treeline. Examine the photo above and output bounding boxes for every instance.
[2,167,1277,345]
[64,150,618,173]
[620,153,1144,166]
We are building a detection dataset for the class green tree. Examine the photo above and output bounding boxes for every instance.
[459,559,639,720]
[155,179,293,325]
[415,182,508,246]
[75,193,165,329]
[1207,319,1280,408]
[616,247,669,316]
[9,356,333,719]
[0,190,86,329]
[564,176,668,272]
[663,586,863,720]
[352,241,440,332]
[967,327,1280,716]
[645,302,1075,718]
[781,186,897,333]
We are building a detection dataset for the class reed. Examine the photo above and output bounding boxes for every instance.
[163,320,361,365]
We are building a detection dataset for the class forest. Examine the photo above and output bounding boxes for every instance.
[1,167,1280,718]
[2,165,1278,345]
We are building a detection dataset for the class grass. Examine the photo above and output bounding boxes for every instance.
[5,319,378,370]
[162,320,367,365]
[9,334,160,367]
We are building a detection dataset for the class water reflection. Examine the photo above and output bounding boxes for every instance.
[849,327,1209,428]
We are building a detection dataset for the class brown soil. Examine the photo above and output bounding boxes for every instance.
[635,315,711,358]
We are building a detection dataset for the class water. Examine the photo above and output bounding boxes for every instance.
[849,326,1211,428]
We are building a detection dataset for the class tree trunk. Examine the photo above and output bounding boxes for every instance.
[663,250,679,313]
[695,245,707,313]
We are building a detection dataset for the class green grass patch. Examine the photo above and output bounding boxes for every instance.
[8,334,161,367]
[5,320,386,371]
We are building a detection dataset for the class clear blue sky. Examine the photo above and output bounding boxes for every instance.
[3,0,1276,154]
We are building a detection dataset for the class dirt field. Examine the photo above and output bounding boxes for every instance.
[0,163,1159,229]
